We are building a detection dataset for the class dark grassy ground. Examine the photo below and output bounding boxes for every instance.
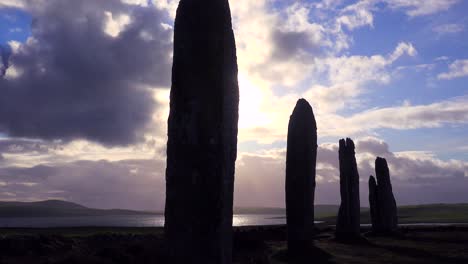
[318,204,468,224]
[1,225,468,263]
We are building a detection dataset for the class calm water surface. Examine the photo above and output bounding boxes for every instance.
[0,214,287,228]
[0,215,462,228]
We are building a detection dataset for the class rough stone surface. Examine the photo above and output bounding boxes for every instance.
[369,157,398,234]
[164,0,239,263]
[285,98,317,255]
[336,138,361,239]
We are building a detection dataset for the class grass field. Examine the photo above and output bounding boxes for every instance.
[1,225,468,263]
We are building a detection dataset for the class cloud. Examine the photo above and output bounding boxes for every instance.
[0,0,172,146]
[385,0,460,17]
[319,42,416,86]
[9,27,22,32]
[234,137,468,207]
[337,0,374,30]
[0,137,162,168]
[435,56,450,61]
[432,23,464,35]
[316,0,460,23]
[0,0,25,9]
[389,42,417,62]
[0,159,166,210]
[229,1,330,88]
[0,136,466,209]
[233,41,419,143]
[320,96,468,136]
[438,59,468,80]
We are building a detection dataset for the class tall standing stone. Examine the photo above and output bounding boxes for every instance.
[164,0,239,263]
[285,98,317,255]
[368,157,398,234]
[336,138,361,239]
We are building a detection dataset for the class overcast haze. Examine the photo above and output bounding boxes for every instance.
[0,0,467,210]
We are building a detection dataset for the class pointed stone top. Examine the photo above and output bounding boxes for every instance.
[339,138,355,152]
[375,156,391,186]
[293,98,313,113]
[375,157,389,177]
[291,98,316,128]
[296,98,311,108]
[376,157,388,168]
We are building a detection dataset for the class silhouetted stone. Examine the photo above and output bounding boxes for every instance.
[369,157,398,234]
[164,0,239,263]
[285,98,317,256]
[336,138,361,239]
[368,175,379,231]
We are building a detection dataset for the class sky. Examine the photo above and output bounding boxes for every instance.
[0,0,467,210]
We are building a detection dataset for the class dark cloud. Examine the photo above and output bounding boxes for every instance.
[0,164,53,182]
[271,29,321,61]
[0,159,166,210]
[356,137,390,156]
[0,45,12,76]
[0,0,172,146]
[316,143,338,167]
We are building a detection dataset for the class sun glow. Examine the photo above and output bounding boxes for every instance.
[238,74,271,130]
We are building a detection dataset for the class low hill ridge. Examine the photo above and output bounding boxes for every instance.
[0,200,161,217]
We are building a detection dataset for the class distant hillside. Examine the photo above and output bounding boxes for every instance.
[0,200,162,217]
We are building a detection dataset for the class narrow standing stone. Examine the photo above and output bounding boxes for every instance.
[164,0,239,263]
[370,157,398,233]
[285,98,317,255]
[336,138,361,239]
[368,175,380,231]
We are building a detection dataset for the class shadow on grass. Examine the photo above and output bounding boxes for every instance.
[366,239,468,263]
[333,234,372,245]
[373,232,468,245]
[272,244,333,264]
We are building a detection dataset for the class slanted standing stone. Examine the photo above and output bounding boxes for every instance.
[285,98,317,255]
[164,0,239,263]
[336,138,361,239]
[369,157,398,234]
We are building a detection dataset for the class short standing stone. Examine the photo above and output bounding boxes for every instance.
[285,98,317,255]
[372,157,398,233]
[336,138,361,239]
